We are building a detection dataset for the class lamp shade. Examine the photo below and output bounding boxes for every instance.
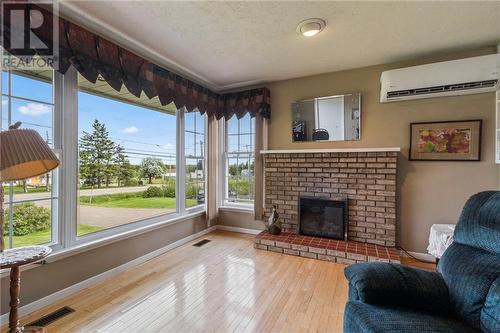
[0,129,60,181]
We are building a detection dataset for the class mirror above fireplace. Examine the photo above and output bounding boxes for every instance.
[291,93,361,142]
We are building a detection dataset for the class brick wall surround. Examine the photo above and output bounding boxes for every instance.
[264,151,398,247]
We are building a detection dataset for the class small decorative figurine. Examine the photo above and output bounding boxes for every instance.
[267,205,282,235]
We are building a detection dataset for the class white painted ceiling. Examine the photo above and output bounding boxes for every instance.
[60,1,500,91]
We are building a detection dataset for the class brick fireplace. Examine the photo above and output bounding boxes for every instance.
[254,149,400,264]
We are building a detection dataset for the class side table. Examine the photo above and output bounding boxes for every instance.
[1,246,52,333]
[427,224,455,263]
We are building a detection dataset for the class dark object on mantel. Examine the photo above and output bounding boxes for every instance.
[299,196,347,240]
[292,121,306,142]
[267,205,282,235]
[312,128,330,141]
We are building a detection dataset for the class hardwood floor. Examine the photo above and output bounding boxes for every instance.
[3,231,435,333]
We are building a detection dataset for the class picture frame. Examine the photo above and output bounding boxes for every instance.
[409,120,481,161]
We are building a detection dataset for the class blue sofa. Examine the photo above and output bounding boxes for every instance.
[343,191,500,333]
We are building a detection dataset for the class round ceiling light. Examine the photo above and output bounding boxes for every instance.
[296,18,326,37]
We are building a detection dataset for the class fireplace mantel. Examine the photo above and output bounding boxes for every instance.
[260,147,401,154]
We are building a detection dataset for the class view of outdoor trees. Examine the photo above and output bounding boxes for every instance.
[2,70,207,248]
[77,118,202,236]
[227,161,254,201]
[225,114,255,203]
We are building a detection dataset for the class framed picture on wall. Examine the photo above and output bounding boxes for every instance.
[409,120,481,161]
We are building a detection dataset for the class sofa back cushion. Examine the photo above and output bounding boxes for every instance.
[453,191,500,254]
[481,276,500,333]
[438,242,500,329]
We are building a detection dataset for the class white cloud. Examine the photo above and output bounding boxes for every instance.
[122,126,138,134]
[18,102,50,116]
[163,143,174,150]
[1,100,6,105]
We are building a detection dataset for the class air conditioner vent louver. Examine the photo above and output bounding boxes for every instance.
[387,79,498,99]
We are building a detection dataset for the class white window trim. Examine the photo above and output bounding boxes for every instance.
[218,117,255,211]
[2,66,209,253]
[183,109,207,214]
[1,69,63,250]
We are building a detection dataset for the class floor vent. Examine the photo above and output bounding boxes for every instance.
[193,239,211,247]
[26,306,75,327]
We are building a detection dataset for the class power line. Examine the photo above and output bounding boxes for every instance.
[1,117,52,129]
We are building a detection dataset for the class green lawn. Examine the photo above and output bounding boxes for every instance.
[84,196,178,209]
[3,224,104,248]
[2,185,50,194]
[79,193,197,209]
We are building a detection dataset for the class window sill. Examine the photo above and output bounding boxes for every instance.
[0,210,206,277]
[219,205,254,213]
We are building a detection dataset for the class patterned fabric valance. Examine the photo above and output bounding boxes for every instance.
[1,3,270,119]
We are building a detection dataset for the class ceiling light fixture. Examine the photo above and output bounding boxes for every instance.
[296,18,326,37]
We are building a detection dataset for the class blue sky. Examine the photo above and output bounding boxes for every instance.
[78,90,178,165]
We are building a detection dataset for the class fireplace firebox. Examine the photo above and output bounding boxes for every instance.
[299,196,347,240]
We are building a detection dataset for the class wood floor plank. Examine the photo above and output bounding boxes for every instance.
[2,231,352,333]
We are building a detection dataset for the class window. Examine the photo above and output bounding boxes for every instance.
[184,110,206,209]
[224,113,255,205]
[77,75,178,237]
[0,62,208,252]
[1,69,59,248]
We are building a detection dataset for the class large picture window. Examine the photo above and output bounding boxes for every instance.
[0,65,209,252]
[77,75,178,237]
[224,114,255,205]
[1,69,59,248]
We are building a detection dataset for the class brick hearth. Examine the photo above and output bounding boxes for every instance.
[255,231,400,264]
[263,151,398,247]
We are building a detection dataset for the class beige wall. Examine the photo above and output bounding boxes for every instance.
[0,214,208,315]
[264,47,500,253]
[218,209,265,231]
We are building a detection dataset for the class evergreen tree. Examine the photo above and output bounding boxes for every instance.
[79,119,116,188]
[114,145,134,187]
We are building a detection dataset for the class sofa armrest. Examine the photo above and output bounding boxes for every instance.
[345,262,451,314]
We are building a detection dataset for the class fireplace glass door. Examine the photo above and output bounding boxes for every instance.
[299,196,347,240]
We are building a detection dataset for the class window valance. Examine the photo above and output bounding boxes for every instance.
[2,3,270,119]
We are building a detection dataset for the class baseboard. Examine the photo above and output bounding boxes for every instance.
[216,225,263,235]
[0,226,217,322]
[401,250,436,263]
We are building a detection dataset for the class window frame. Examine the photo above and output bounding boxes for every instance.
[219,115,255,209]
[1,68,63,251]
[183,108,207,213]
[1,65,208,252]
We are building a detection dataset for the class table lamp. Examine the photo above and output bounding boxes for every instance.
[0,122,60,333]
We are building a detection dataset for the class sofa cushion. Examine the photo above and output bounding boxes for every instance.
[453,191,500,254]
[481,276,500,333]
[438,242,500,329]
[344,301,479,333]
[345,262,450,314]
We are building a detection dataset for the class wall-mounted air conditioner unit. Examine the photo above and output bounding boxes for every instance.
[380,54,500,103]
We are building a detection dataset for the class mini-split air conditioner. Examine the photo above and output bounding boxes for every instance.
[380,53,500,103]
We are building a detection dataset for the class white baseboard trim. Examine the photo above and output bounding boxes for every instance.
[0,226,217,323]
[216,225,263,235]
[401,250,436,263]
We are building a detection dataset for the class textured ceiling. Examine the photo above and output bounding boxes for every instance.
[60,1,500,91]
